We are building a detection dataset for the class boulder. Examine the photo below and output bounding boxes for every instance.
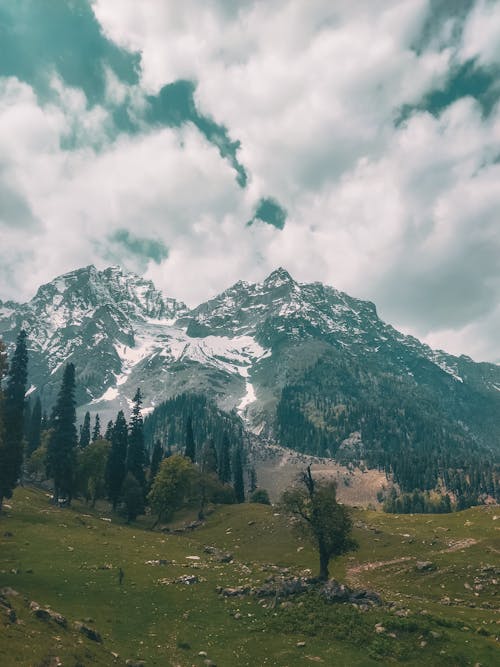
[415,561,436,572]
[75,621,102,643]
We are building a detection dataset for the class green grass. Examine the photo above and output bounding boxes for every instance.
[0,489,499,666]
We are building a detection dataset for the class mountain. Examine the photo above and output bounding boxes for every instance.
[1,265,499,496]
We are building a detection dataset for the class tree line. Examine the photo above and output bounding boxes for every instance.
[0,331,268,521]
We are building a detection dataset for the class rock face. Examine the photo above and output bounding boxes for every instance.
[2,265,499,488]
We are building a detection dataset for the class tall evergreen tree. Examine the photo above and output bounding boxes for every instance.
[46,363,78,505]
[92,414,101,442]
[27,396,42,455]
[0,340,8,506]
[127,389,146,493]
[218,432,231,484]
[105,410,128,510]
[149,439,163,484]
[184,416,196,462]
[104,419,114,441]
[233,446,245,503]
[79,411,91,449]
[201,439,218,475]
[0,330,28,509]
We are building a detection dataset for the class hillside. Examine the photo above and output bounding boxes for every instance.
[0,488,498,666]
[1,265,499,500]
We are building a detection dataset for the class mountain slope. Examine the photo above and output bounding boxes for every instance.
[1,265,499,496]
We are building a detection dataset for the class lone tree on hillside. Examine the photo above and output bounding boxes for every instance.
[281,466,357,580]
[149,454,197,528]
[0,331,28,510]
[46,363,78,505]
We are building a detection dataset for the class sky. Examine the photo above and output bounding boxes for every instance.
[0,0,499,363]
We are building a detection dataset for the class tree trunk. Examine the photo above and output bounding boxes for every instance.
[0,496,3,512]
[319,546,330,581]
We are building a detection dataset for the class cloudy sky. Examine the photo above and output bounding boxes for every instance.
[0,0,499,363]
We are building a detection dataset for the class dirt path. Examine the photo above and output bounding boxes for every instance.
[440,538,478,553]
[347,556,415,576]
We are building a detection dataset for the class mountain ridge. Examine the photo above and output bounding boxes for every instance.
[1,263,499,496]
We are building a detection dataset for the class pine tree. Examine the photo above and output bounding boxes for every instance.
[27,396,42,456]
[104,419,114,441]
[79,411,91,449]
[184,416,196,462]
[127,389,146,493]
[105,410,128,510]
[92,414,101,442]
[249,466,257,494]
[218,432,231,484]
[0,330,28,509]
[46,363,78,505]
[233,446,245,503]
[149,440,163,484]
[201,439,218,475]
[0,340,8,505]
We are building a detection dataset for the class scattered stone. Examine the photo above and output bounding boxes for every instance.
[75,621,102,643]
[430,631,441,639]
[247,521,255,526]
[375,624,386,634]
[203,546,233,562]
[203,660,216,667]
[3,531,13,537]
[125,661,145,667]
[145,559,170,566]
[198,651,208,657]
[296,641,306,647]
[415,561,436,572]
[174,574,198,585]
[0,587,19,597]
[185,555,200,561]
[218,586,250,597]
[234,612,242,620]
[6,608,17,623]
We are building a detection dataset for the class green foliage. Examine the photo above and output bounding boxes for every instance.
[276,353,500,504]
[149,439,163,484]
[92,413,101,442]
[281,467,357,580]
[127,389,146,492]
[27,395,42,455]
[184,415,196,462]
[250,488,271,505]
[232,446,245,503]
[218,432,231,484]
[105,410,128,510]
[148,454,198,525]
[79,411,91,449]
[121,472,144,523]
[0,330,28,506]
[77,439,110,507]
[384,488,453,514]
[201,438,218,475]
[46,363,78,504]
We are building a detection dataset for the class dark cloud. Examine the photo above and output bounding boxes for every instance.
[107,229,169,265]
[0,0,248,184]
[247,197,287,230]
[396,59,500,124]
[146,80,247,186]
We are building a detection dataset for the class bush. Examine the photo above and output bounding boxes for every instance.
[250,488,271,505]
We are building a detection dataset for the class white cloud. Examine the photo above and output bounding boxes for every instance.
[1,1,500,363]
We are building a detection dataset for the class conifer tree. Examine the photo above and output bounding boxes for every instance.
[184,416,196,462]
[201,439,218,475]
[27,396,42,456]
[218,432,231,484]
[46,363,78,505]
[0,330,28,509]
[105,410,128,510]
[0,340,8,506]
[104,419,114,441]
[127,389,146,493]
[149,440,163,484]
[79,411,91,449]
[233,446,245,503]
[92,414,101,442]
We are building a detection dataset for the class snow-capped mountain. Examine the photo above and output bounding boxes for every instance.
[1,265,499,454]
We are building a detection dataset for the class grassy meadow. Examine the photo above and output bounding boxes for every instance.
[0,488,499,666]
